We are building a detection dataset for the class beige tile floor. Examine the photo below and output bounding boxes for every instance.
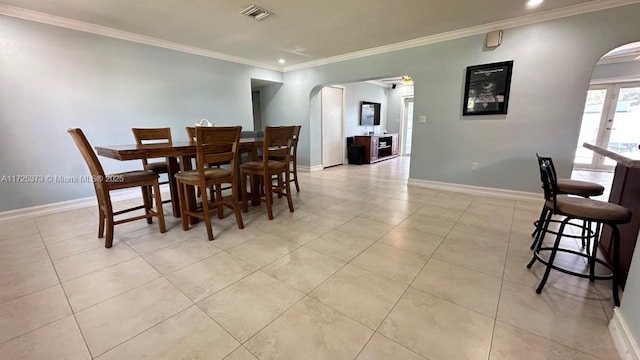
[0,157,620,359]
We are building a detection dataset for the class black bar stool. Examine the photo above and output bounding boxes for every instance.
[530,154,604,250]
[527,156,630,306]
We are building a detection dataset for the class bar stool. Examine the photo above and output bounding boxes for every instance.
[527,156,630,306]
[530,154,604,250]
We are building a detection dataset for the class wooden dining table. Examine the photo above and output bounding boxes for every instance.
[96,138,263,221]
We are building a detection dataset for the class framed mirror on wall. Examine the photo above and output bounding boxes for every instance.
[360,101,381,125]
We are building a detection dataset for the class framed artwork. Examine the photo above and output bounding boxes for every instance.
[462,60,514,116]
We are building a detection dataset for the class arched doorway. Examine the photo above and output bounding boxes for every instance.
[572,42,640,196]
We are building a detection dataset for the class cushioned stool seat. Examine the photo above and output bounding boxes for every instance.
[548,195,630,223]
[557,179,605,197]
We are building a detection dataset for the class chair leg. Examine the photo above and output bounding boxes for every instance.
[586,222,600,281]
[104,207,114,248]
[531,207,548,249]
[531,208,551,250]
[98,205,105,238]
[292,167,300,192]
[242,171,249,213]
[152,181,166,233]
[535,218,569,294]
[612,225,621,307]
[231,181,244,229]
[177,181,190,231]
[201,183,215,241]
[528,210,552,268]
[284,172,294,213]
[142,186,153,224]
[265,174,274,220]
[216,185,224,219]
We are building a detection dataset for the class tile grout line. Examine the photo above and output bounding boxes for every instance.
[32,220,94,359]
[226,196,434,358]
[351,191,469,360]
[486,200,516,359]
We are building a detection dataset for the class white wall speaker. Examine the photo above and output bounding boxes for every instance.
[486,30,503,48]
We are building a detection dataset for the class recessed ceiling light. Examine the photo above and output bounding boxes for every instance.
[278,59,286,64]
[527,0,543,8]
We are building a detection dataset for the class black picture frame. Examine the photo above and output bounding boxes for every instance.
[360,101,381,125]
[462,60,514,116]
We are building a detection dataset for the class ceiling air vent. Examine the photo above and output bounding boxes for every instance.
[240,5,271,20]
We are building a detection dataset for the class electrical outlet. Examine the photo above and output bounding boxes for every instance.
[472,162,479,171]
[418,115,427,124]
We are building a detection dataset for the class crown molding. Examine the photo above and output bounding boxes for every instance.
[0,4,283,72]
[283,0,640,72]
[598,54,640,65]
[365,80,393,88]
[2,1,639,74]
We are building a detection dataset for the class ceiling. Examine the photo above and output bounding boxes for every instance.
[0,0,636,69]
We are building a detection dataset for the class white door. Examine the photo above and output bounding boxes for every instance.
[321,86,344,168]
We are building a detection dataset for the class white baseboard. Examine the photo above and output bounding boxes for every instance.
[298,165,324,172]
[610,309,640,360]
[1,177,541,221]
[0,185,169,222]
[407,178,541,201]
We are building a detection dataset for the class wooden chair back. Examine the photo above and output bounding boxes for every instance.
[185,126,196,143]
[195,126,242,183]
[67,128,110,206]
[291,125,301,156]
[131,127,173,166]
[263,126,294,167]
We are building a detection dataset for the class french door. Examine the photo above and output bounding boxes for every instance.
[574,82,640,170]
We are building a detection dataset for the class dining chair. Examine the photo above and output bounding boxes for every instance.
[186,125,232,195]
[240,126,295,220]
[68,128,166,248]
[268,125,301,195]
[288,125,301,192]
[174,126,244,240]
[131,127,173,205]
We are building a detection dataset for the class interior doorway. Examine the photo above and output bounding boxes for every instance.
[321,86,345,168]
[401,96,414,155]
[251,90,261,131]
[574,82,640,170]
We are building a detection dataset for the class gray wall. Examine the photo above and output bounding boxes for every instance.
[0,16,281,211]
[260,4,640,194]
[342,82,388,137]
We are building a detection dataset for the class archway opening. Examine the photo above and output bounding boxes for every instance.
[572,42,640,198]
